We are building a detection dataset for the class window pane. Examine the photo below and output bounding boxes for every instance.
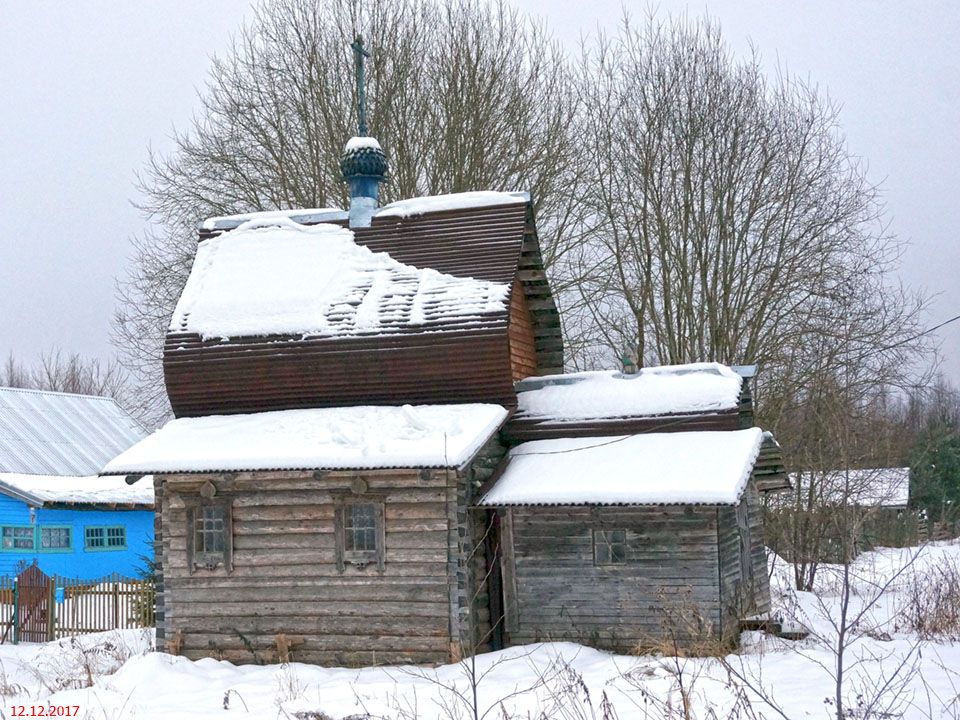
[195,505,226,557]
[41,527,71,549]
[594,529,627,565]
[3,527,34,550]
[106,527,126,547]
[85,527,105,548]
[345,503,377,552]
[609,540,626,563]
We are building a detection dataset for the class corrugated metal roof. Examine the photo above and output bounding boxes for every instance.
[0,387,145,476]
[169,200,555,417]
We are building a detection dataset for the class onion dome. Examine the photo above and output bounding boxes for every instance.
[340,136,388,181]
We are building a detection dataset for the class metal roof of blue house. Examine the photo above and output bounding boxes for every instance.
[0,387,145,476]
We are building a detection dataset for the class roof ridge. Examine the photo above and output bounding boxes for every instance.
[0,385,120,403]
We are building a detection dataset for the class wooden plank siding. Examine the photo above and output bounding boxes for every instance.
[156,468,480,666]
[746,485,771,615]
[516,209,563,374]
[500,507,726,653]
[508,279,538,381]
[717,485,772,636]
[715,506,743,641]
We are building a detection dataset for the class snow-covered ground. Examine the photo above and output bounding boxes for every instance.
[1,542,959,719]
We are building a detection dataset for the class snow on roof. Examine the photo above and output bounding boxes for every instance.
[0,472,153,507]
[515,362,744,421]
[479,427,764,506]
[376,191,528,218]
[200,208,347,231]
[171,218,510,340]
[344,136,382,152]
[788,467,911,507]
[0,386,145,476]
[102,404,509,475]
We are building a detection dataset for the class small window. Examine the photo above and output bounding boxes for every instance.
[85,526,126,551]
[106,526,126,548]
[1,526,35,551]
[593,529,627,565]
[40,526,71,551]
[195,505,226,556]
[335,499,384,573]
[345,503,378,553]
[188,501,233,572]
[85,527,104,548]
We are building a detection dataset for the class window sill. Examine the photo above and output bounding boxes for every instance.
[83,546,127,553]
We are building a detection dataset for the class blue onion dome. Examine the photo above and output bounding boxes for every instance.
[340,136,389,180]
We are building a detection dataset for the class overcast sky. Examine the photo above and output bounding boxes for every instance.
[1,1,957,385]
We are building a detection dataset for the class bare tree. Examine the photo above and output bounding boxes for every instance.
[766,373,916,590]
[1,349,130,408]
[564,13,930,413]
[1,353,32,389]
[115,0,581,424]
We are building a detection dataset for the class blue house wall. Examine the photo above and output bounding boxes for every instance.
[0,494,153,579]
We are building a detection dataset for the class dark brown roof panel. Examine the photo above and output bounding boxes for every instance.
[164,326,515,417]
[502,410,742,445]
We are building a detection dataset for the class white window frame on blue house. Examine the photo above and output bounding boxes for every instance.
[84,526,127,552]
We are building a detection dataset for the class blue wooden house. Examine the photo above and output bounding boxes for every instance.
[0,387,153,579]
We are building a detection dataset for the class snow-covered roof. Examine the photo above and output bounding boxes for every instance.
[479,427,764,506]
[788,467,911,508]
[170,217,510,340]
[200,208,347,231]
[376,191,528,219]
[198,190,530,230]
[0,472,153,507]
[102,404,509,475]
[515,363,744,422]
[0,387,145,476]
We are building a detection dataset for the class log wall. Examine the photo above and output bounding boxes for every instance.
[157,469,471,666]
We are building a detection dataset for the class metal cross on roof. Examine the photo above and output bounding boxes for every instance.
[351,35,371,136]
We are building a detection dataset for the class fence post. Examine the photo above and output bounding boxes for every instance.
[12,578,18,645]
[113,582,120,630]
[46,578,56,642]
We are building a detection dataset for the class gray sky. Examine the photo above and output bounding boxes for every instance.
[2,1,957,384]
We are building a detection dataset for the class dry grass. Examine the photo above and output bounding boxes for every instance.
[896,554,960,640]
[30,630,151,692]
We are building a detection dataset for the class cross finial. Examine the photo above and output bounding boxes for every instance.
[351,36,371,136]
